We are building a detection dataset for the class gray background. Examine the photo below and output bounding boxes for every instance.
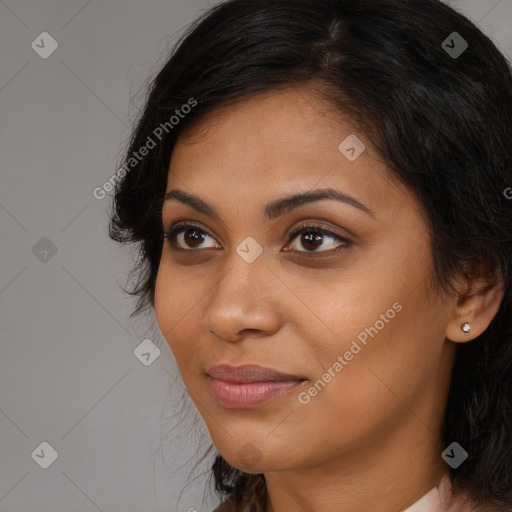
[1,1,511,511]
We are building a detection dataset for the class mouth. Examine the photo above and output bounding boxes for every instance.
[206,364,307,409]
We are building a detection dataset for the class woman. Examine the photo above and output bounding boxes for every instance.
[109,0,512,510]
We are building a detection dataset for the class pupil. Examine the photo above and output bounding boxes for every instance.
[302,231,322,250]
[185,229,205,248]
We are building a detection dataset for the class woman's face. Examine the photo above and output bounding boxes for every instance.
[154,86,457,477]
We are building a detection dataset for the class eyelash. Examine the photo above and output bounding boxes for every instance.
[163,221,353,257]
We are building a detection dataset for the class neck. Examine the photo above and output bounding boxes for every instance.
[264,415,448,512]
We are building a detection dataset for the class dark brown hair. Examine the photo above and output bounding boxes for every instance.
[109,1,512,510]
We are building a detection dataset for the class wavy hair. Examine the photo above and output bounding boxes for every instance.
[108,0,512,510]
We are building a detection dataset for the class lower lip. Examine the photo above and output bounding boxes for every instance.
[208,377,304,409]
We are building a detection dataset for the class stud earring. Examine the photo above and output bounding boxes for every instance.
[461,322,470,335]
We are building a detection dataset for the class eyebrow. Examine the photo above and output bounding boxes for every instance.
[164,188,375,220]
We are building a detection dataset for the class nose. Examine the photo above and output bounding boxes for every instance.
[201,252,283,343]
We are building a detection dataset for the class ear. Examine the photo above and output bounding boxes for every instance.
[446,276,505,343]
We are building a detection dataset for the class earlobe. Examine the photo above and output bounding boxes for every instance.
[446,278,505,344]
[461,322,471,336]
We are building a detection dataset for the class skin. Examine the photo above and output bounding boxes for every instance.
[154,85,504,512]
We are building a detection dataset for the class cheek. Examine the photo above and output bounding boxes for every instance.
[154,258,206,372]
[154,262,170,336]
[323,284,447,411]
[311,250,445,400]
[154,260,185,354]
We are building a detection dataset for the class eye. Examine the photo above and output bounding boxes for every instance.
[164,222,220,251]
[163,221,353,255]
[284,222,352,255]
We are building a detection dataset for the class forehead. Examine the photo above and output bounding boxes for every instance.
[178,86,350,146]
[170,88,372,179]
[164,87,417,223]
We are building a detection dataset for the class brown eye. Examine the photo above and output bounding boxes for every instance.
[183,228,207,248]
[164,223,219,250]
[299,231,324,251]
[285,225,352,255]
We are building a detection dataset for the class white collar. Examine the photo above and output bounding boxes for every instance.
[403,484,443,512]
[402,473,474,512]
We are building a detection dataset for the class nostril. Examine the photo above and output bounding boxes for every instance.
[209,330,240,343]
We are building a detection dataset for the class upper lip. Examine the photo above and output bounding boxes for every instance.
[206,364,306,383]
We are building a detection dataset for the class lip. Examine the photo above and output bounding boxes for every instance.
[206,364,306,409]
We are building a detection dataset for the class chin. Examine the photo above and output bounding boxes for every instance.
[212,436,299,474]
